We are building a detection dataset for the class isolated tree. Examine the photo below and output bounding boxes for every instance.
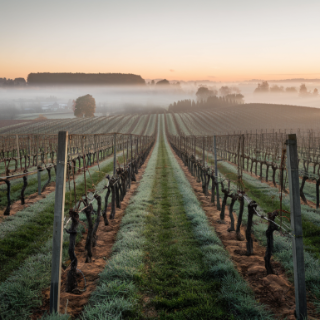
[299,84,308,95]
[313,88,319,95]
[74,94,96,118]
[254,81,269,93]
[156,79,170,85]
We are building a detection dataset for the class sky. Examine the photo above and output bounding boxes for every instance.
[1,0,320,82]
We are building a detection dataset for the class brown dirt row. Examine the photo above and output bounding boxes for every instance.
[31,141,155,319]
[171,148,320,320]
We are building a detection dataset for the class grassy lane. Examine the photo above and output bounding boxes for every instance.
[0,156,122,283]
[132,137,231,319]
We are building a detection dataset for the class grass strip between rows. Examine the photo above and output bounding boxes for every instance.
[130,131,234,319]
[163,123,271,319]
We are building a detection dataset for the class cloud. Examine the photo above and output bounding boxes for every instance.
[170,69,174,72]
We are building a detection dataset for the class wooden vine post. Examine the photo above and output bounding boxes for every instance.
[50,131,68,314]
[130,134,133,161]
[137,137,139,156]
[214,135,221,210]
[35,134,41,195]
[202,136,205,166]
[113,133,117,176]
[95,134,99,165]
[286,134,307,320]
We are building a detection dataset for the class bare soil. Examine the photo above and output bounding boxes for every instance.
[31,145,154,319]
[172,151,320,320]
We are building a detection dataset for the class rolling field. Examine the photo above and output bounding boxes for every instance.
[166,103,320,136]
[0,114,158,135]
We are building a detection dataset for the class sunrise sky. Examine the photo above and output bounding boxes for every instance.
[1,0,320,82]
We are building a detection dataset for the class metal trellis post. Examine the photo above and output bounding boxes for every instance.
[214,135,220,210]
[113,133,117,176]
[286,134,307,320]
[49,131,68,314]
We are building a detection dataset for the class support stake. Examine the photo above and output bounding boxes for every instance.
[113,133,117,176]
[214,136,220,210]
[50,131,68,314]
[286,134,307,320]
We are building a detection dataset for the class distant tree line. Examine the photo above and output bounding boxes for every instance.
[27,73,146,85]
[168,95,243,113]
[0,78,26,87]
[254,81,319,95]
[195,85,242,100]
[168,85,244,113]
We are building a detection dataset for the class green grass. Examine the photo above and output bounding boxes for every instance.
[217,163,320,261]
[131,138,232,319]
[0,156,122,283]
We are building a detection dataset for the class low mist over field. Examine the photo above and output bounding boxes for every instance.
[0,84,190,119]
[1,78,320,120]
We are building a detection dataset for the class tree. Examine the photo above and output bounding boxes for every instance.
[74,94,96,118]
[196,86,216,100]
[299,84,308,95]
[254,81,269,93]
[225,93,244,104]
[313,88,318,95]
[219,86,231,96]
[156,79,170,85]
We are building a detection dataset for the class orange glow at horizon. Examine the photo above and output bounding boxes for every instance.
[1,1,320,83]
[3,60,320,83]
